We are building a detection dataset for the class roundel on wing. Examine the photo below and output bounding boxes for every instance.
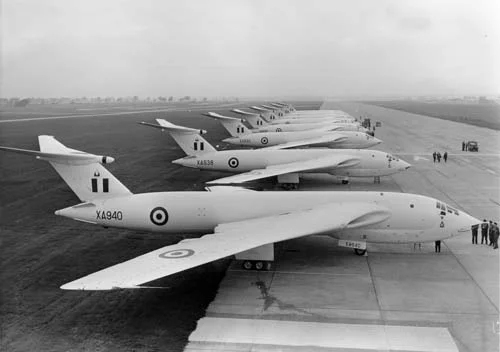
[228,157,239,168]
[159,249,195,259]
[150,207,169,226]
[260,137,269,145]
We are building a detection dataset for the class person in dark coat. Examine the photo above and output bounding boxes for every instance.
[489,220,494,246]
[433,152,437,163]
[493,223,499,250]
[435,240,441,253]
[462,141,465,151]
[443,152,448,162]
[471,224,479,244]
[437,152,441,162]
[481,219,489,244]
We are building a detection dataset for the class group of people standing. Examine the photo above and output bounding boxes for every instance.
[432,151,448,163]
[471,220,499,249]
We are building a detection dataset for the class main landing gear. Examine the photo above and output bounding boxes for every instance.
[242,260,272,271]
[281,183,299,190]
[277,173,299,190]
[237,243,274,271]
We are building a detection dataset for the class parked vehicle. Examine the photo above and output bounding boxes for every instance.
[467,141,478,152]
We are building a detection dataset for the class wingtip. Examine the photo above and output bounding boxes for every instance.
[60,282,161,290]
[60,282,85,290]
[60,282,113,291]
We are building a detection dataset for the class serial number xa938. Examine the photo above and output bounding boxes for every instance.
[96,210,123,221]
[197,160,214,166]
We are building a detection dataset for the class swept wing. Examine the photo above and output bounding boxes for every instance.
[207,155,360,184]
[61,202,389,290]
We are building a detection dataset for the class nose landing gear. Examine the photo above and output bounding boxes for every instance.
[354,248,367,256]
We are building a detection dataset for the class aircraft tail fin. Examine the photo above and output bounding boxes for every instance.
[248,106,277,121]
[249,106,270,112]
[261,104,278,110]
[0,136,133,202]
[231,108,258,116]
[230,109,269,128]
[243,114,268,128]
[202,112,250,137]
[140,119,216,156]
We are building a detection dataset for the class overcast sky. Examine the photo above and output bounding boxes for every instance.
[2,0,499,98]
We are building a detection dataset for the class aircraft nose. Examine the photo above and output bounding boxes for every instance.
[457,212,481,234]
[400,160,411,170]
[372,137,383,145]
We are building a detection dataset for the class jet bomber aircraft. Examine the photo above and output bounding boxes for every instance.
[0,136,478,290]
[270,103,357,119]
[205,112,381,149]
[251,105,355,120]
[230,109,368,133]
[140,119,410,188]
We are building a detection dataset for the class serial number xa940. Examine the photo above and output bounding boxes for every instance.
[96,210,123,221]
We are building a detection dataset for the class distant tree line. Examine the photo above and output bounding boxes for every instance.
[0,95,240,106]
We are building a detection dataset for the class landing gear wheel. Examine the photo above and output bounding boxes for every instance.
[255,261,264,270]
[242,261,253,270]
[354,249,367,256]
[341,180,349,185]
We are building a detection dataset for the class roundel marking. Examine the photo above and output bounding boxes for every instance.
[261,137,269,145]
[150,207,169,226]
[276,128,282,132]
[159,249,195,259]
[228,157,239,168]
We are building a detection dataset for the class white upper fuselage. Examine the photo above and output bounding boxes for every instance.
[56,191,476,244]
[251,122,367,133]
[265,115,356,124]
[223,130,381,149]
[287,110,349,115]
[265,117,358,125]
[172,149,410,177]
[274,110,353,118]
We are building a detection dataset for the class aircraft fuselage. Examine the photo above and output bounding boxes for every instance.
[56,191,474,244]
[223,131,380,149]
[172,149,410,177]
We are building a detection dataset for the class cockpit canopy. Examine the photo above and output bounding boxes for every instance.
[436,201,460,216]
[386,154,400,162]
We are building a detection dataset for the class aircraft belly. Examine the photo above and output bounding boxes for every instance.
[334,227,448,244]
[349,169,387,177]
